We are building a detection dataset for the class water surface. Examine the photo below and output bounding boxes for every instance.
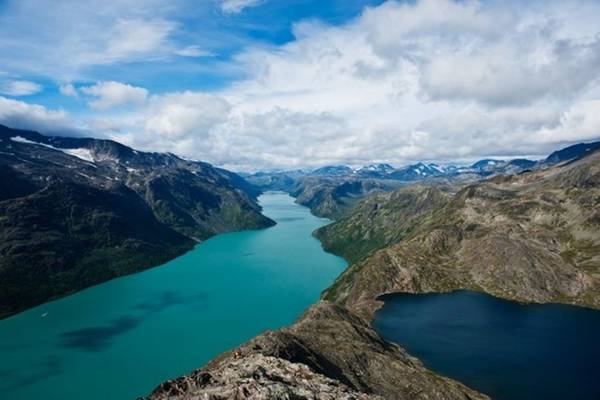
[374,291,600,400]
[0,192,346,400]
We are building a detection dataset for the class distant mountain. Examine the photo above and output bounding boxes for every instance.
[544,141,600,165]
[241,169,307,192]
[469,158,537,176]
[355,163,395,178]
[0,124,274,318]
[311,165,353,176]
[318,145,600,314]
[242,140,598,220]
[388,162,447,180]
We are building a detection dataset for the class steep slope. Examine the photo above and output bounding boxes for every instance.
[0,125,274,318]
[315,184,453,263]
[321,149,600,319]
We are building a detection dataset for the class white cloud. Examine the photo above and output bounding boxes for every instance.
[59,83,78,98]
[77,0,600,169]
[175,45,215,57]
[0,96,79,135]
[95,18,176,65]
[2,0,600,170]
[535,100,600,144]
[81,81,149,110]
[0,80,42,96]
[144,91,230,138]
[219,0,263,14]
[0,1,181,79]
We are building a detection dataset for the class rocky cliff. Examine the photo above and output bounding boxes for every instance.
[0,125,275,318]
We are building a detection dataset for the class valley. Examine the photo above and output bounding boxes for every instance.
[149,142,600,399]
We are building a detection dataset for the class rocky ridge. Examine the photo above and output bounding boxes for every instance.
[148,302,487,400]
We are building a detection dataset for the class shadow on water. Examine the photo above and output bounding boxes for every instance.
[60,314,141,352]
[4,356,64,389]
[59,291,207,352]
[276,217,303,222]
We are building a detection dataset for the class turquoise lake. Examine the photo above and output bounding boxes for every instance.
[0,192,347,400]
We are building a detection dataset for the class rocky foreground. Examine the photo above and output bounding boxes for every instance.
[148,302,486,400]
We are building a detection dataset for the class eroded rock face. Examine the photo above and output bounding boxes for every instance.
[148,302,488,400]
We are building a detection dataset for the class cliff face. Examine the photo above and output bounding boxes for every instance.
[0,125,275,318]
[148,302,487,400]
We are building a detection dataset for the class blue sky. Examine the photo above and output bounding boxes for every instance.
[1,0,600,170]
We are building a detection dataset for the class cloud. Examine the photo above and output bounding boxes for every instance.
[59,83,78,98]
[81,81,149,110]
[175,45,215,57]
[0,80,42,96]
[219,0,264,14]
[95,18,176,65]
[2,0,600,170]
[0,1,181,79]
[75,0,600,169]
[0,96,80,135]
[535,100,600,144]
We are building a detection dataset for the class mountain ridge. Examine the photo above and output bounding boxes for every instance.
[0,124,275,318]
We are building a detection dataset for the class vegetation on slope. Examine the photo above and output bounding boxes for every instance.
[0,125,274,318]
[320,150,600,318]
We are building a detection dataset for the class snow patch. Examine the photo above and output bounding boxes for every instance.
[11,136,40,145]
[11,136,95,163]
[61,148,94,162]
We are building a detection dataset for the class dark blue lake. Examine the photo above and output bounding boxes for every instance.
[373,291,600,400]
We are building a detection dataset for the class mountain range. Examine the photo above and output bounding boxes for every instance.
[244,142,599,219]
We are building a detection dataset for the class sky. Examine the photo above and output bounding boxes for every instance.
[0,0,600,170]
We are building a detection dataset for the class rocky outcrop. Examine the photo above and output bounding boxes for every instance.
[148,302,487,400]
[0,125,274,318]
